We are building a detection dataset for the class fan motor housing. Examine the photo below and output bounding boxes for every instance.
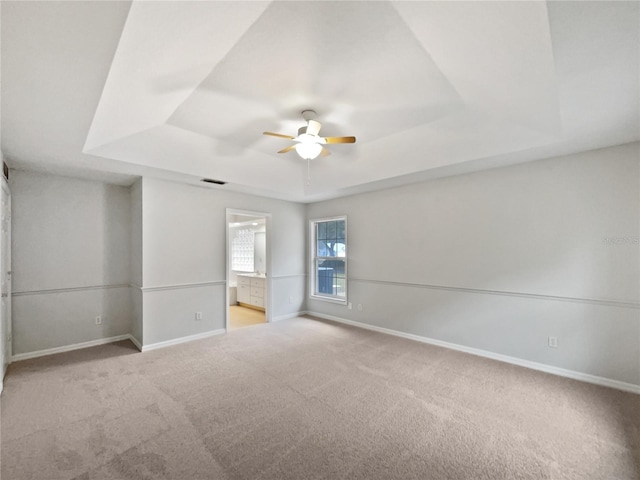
[301,109,317,121]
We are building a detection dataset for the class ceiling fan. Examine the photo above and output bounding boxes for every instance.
[263,110,356,160]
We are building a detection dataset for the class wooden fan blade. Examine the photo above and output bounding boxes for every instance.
[323,136,356,144]
[321,147,331,157]
[277,145,296,154]
[306,120,321,136]
[263,131,295,140]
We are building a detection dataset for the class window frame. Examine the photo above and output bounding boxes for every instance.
[309,215,348,304]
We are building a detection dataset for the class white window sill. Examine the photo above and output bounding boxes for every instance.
[309,294,347,305]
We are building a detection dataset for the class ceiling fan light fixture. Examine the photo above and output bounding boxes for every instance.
[295,142,323,160]
[263,110,355,162]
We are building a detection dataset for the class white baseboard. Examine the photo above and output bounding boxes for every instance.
[9,329,226,360]
[141,329,225,352]
[307,312,640,395]
[11,334,132,362]
[128,334,142,352]
[272,311,308,322]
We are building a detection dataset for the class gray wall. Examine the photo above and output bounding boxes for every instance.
[307,142,640,386]
[7,171,306,354]
[7,143,638,388]
[140,178,306,346]
[10,170,132,354]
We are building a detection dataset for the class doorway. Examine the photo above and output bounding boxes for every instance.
[226,209,272,331]
[1,179,11,375]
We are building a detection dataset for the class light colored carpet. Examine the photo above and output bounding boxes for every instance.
[1,315,638,480]
[229,305,266,331]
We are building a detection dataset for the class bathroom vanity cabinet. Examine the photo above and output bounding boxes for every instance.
[237,274,266,311]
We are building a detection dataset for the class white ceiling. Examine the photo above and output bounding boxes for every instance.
[2,1,638,203]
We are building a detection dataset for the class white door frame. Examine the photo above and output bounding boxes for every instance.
[1,178,11,375]
[225,208,272,331]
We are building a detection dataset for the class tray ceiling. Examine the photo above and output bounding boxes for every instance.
[2,1,638,202]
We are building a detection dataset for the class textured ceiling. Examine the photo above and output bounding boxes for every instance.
[2,1,639,202]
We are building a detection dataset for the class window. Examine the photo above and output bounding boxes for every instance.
[310,217,347,303]
[231,228,255,272]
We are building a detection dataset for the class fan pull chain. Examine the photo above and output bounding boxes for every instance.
[306,158,311,186]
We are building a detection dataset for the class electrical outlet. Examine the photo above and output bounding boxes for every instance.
[196,312,203,321]
[357,304,363,311]
[95,316,102,325]
[348,302,352,310]
[548,336,558,348]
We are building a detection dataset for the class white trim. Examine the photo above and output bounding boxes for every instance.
[272,311,308,322]
[11,334,132,362]
[142,281,225,292]
[349,278,639,310]
[12,284,130,297]
[307,312,640,395]
[271,274,307,279]
[128,334,142,351]
[141,329,225,352]
[309,215,348,304]
[226,208,274,332]
[309,294,348,305]
[1,177,11,373]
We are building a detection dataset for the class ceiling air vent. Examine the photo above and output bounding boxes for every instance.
[201,178,226,185]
